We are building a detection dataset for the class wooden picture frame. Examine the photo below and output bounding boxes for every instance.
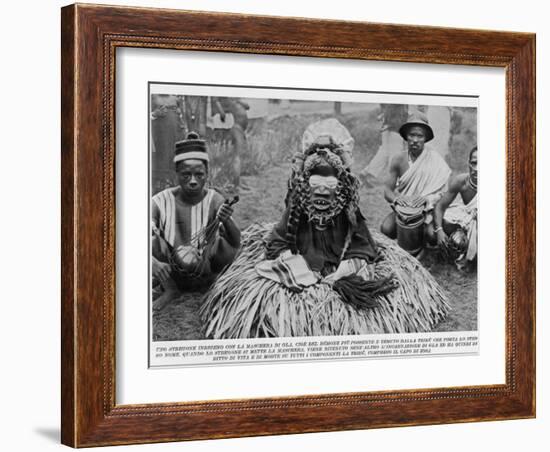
[61,3,535,447]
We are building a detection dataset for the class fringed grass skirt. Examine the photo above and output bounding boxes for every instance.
[201,223,449,338]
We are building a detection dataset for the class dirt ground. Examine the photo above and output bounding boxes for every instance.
[153,107,478,341]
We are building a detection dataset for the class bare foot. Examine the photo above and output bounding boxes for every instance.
[153,288,180,312]
[153,277,180,312]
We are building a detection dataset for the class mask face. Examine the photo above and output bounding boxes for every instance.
[308,175,338,212]
[295,155,353,230]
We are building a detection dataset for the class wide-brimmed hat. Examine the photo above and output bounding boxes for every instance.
[398,112,434,142]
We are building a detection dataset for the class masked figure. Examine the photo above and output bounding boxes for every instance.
[255,138,392,309]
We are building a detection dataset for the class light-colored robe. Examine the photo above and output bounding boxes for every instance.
[444,193,478,262]
[396,148,451,211]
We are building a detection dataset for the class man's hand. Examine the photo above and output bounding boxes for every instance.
[322,259,365,286]
[152,258,171,282]
[393,196,408,208]
[436,229,449,255]
[411,195,426,207]
[217,203,234,224]
[394,195,425,208]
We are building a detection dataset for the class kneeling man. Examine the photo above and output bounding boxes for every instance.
[432,146,478,268]
[151,132,241,310]
[380,113,451,254]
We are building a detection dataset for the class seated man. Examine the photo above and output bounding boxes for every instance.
[380,113,451,254]
[432,146,478,269]
[151,132,241,311]
[256,138,393,309]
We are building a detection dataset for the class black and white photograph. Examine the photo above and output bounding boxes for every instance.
[149,83,478,365]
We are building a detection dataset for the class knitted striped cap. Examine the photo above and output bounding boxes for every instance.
[174,132,209,164]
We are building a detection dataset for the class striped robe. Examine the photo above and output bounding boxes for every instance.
[151,187,239,288]
[152,187,222,250]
